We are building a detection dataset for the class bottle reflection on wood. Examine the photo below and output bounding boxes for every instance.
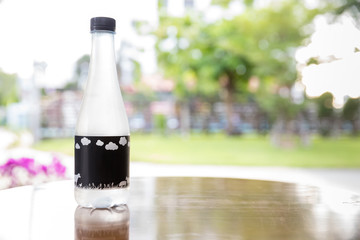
[75,205,129,240]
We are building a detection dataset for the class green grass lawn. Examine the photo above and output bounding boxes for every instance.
[33,134,360,168]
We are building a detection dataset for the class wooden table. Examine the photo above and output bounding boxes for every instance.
[0,177,359,240]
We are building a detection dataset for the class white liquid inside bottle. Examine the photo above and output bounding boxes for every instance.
[74,17,130,208]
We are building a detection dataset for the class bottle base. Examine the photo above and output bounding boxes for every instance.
[75,187,129,208]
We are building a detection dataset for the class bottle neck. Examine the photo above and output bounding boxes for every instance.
[88,31,117,82]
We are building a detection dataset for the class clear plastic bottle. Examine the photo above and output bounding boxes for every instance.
[74,17,130,208]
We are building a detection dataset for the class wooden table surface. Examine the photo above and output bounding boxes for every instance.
[0,177,359,240]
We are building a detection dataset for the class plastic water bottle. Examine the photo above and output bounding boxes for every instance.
[74,17,130,208]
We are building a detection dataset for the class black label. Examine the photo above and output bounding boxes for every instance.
[74,136,130,189]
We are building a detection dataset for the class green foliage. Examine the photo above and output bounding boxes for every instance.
[154,114,167,134]
[0,69,19,106]
[63,81,78,91]
[259,90,304,122]
[334,0,360,20]
[343,97,360,121]
[316,92,334,119]
[131,59,142,83]
[243,1,319,122]
[212,0,233,7]
[155,11,256,99]
[306,57,320,66]
[155,0,319,124]
[156,14,218,99]
[315,92,336,137]
[156,10,260,134]
[342,97,360,135]
[212,0,254,8]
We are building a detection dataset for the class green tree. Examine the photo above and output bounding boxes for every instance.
[155,0,319,138]
[316,92,335,137]
[242,1,319,146]
[156,13,253,135]
[155,14,219,134]
[343,97,360,135]
[333,0,360,21]
[0,69,18,106]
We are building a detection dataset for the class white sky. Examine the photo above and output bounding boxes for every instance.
[0,0,157,87]
[296,15,360,107]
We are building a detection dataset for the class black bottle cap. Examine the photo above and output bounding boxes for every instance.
[90,17,116,32]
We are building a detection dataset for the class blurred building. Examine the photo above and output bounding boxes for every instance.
[6,62,44,141]
[40,90,81,138]
[6,61,82,139]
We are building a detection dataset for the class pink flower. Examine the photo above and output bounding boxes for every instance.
[49,157,66,177]
[0,156,67,188]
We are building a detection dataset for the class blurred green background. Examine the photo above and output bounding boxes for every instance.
[35,134,360,167]
[0,0,360,171]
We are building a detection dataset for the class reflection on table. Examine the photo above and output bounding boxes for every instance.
[75,205,129,240]
[0,177,359,240]
[130,178,360,240]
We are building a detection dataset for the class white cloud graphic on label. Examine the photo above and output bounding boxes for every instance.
[81,137,91,146]
[75,143,80,149]
[105,142,118,150]
[96,140,104,146]
[119,137,127,146]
